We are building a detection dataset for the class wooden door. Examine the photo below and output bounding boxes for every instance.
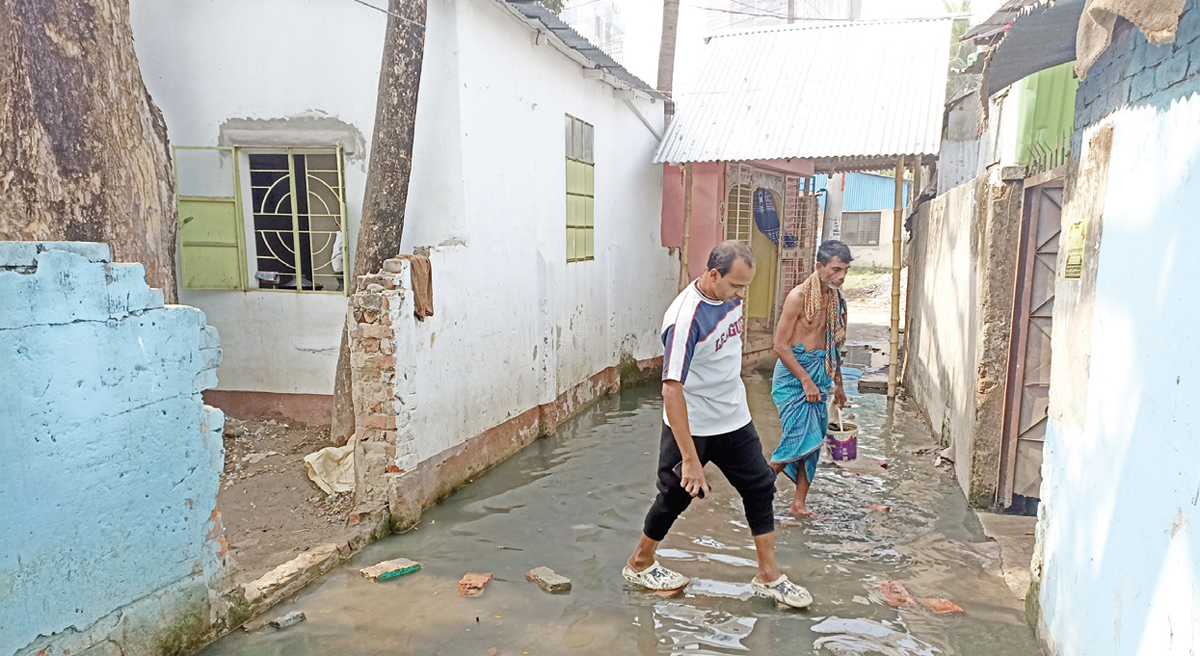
[1000,177,1063,507]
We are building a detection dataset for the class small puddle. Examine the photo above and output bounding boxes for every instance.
[199,365,1038,656]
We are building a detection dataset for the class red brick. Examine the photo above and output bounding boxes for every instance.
[371,355,395,370]
[348,512,362,526]
[880,581,916,607]
[360,324,391,339]
[920,598,964,614]
[363,338,380,353]
[381,296,391,311]
[353,364,381,382]
[379,339,394,355]
[459,572,492,597]
[358,414,397,430]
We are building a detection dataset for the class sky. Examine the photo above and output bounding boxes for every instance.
[592,0,1005,93]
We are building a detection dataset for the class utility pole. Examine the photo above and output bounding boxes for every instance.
[788,0,796,23]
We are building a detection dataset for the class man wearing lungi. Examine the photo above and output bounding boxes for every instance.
[770,240,851,517]
[623,240,812,608]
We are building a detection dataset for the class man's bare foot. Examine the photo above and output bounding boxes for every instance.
[790,502,816,518]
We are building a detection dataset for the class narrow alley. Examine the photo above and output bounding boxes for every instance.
[197,350,1040,656]
[13,1,1200,654]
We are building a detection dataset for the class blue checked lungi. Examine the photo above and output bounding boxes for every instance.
[770,343,832,484]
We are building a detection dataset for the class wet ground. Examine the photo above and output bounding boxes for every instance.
[200,358,1040,656]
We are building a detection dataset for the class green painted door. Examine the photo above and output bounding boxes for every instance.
[747,196,779,320]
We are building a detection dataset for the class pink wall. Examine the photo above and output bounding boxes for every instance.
[661,162,725,281]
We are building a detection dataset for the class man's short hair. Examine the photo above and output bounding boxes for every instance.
[817,240,853,266]
[707,240,755,276]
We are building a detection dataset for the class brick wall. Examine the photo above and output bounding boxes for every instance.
[1,242,230,656]
[1075,0,1200,130]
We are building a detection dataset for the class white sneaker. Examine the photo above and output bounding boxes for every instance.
[751,574,812,608]
[622,561,690,591]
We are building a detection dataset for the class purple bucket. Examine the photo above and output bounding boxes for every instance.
[827,419,858,461]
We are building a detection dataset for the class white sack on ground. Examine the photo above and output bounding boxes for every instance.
[304,443,355,494]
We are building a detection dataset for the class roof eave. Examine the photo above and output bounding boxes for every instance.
[495,0,665,101]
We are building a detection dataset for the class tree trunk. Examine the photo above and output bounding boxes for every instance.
[0,0,178,302]
[658,0,680,124]
[331,0,428,446]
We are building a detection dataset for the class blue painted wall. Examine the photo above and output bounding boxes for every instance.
[0,243,227,656]
[1040,3,1200,655]
[814,172,910,212]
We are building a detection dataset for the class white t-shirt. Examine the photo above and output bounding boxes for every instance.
[661,281,752,436]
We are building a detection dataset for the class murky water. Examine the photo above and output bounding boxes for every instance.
[200,362,1040,656]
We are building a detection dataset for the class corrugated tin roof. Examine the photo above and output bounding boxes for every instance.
[654,18,954,167]
[977,0,1083,96]
[962,0,1051,41]
[501,0,663,99]
[814,173,911,211]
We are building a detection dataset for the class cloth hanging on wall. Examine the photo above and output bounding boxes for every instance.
[1076,0,1186,78]
[396,254,434,321]
[752,187,799,248]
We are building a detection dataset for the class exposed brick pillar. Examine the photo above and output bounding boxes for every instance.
[348,268,403,507]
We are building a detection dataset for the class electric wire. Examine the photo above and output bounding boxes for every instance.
[345,0,427,29]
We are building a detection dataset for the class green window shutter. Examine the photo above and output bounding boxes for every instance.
[175,147,245,290]
[565,115,595,263]
[179,199,243,289]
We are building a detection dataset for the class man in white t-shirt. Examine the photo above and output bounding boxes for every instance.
[622,240,812,609]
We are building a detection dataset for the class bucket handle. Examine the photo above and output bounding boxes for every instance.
[834,405,844,432]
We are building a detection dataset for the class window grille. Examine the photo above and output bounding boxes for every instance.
[174,145,348,294]
[725,184,754,243]
[248,149,345,291]
[565,115,595,262]
[840,211,881,246]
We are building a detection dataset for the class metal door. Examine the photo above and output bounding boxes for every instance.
[1000,177,1063,507]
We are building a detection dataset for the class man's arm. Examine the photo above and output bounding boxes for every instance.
[662,380,710,498]
[773,288,822,402]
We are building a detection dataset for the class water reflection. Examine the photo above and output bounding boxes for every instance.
[655,603,757,654]
[812,617,942,656]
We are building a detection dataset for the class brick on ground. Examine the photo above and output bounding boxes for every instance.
[525,566,571,593]
[360,557,421,582]
[459,572,492,597]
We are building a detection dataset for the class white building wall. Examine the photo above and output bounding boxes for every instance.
[1040,97,1200,656]
[130,0,384,396]
[130,0,674,414]
[394,0,673,458]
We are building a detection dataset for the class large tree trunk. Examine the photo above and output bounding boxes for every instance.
[331,0,428,446]
[0,0,178,302]
[658,0,680,124]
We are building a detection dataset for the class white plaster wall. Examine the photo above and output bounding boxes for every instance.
[906,179,980,494]
[1040,98,1200,656]
[132,0,672,402]
[130,0,384,395]
[133,0,670,416]
[393,0,674,460]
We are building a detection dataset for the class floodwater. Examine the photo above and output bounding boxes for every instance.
[200,359,1040,656]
